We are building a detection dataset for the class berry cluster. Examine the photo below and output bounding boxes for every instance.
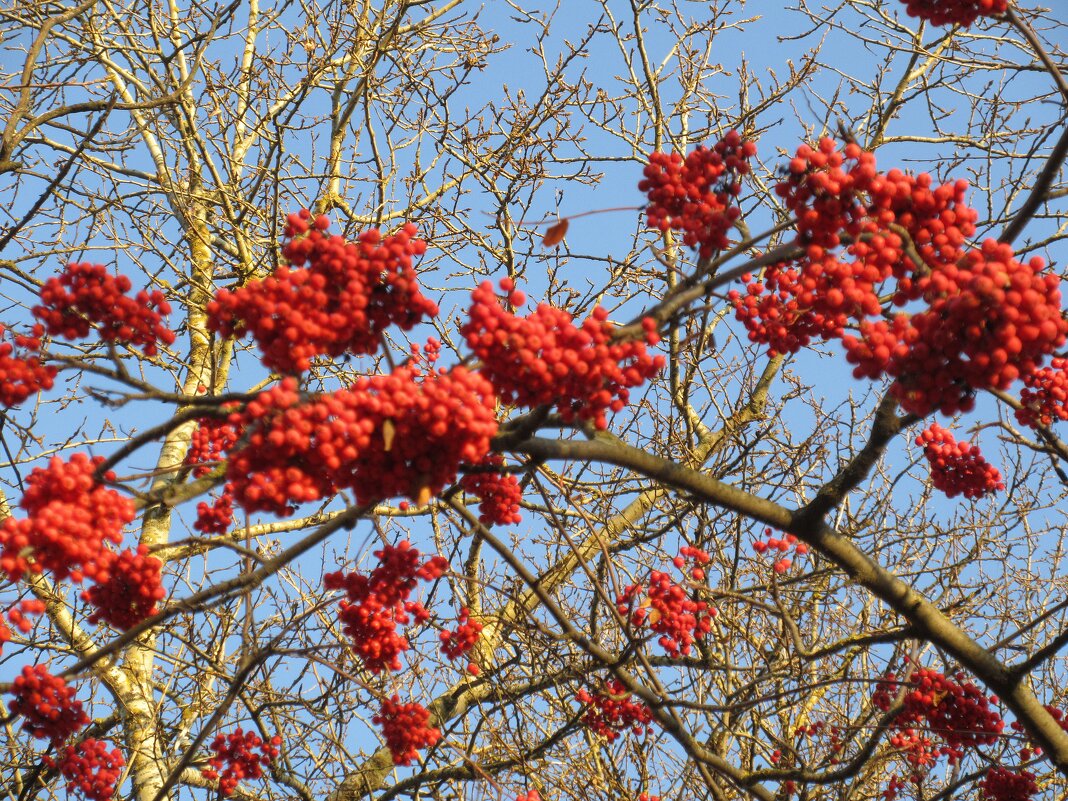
[730,138,1067,417]
[883,774,908,801]
[898,0,1007,27]
[672,545,712,580]
[460,455,523,526]
[874,664,1004,761]
[0,324,56,408]
[194,486,236,535]
[373,694,441,765]
[201,728,281,797]
[1016,357,1068,427]
[777,139,879,248]
[34,262,175,357]
[207,212,438,375]
[225,366,497,516]
[916,424,1004,499]
[878,240,1067,416]
[462,279,664,429]
[617,553,717,658]
[639,130,757,258]
[324,540,448,674]
[185,414,242,533]
[326,544,447,764]
[0,454,134,583]
[980,767,1038,801]
[8,664,89,744]
[5,597,47,636]
[733,142,977,359]
[887,727,941,771]
[0,455,162,630]
[81,545,166,630]
[406,337,442,368]
[439,607,483,669]
[575,679,654,742]
[50,739,125,801]
[752,528,809,573]
[186,414,242,477]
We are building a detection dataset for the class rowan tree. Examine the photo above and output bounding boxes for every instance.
[1,2,1068,801]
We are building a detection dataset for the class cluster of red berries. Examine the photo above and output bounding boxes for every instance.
[980,767,1038,801]
[883,774,908,801]
[406,337,442,368]
[1017,357,1068,427]
[672,544,711,579]
[730,138,1067,416]
[874,664,1004,759]
[324,540,449,674]
[207,212,438,375]
[8,664,90,744]
[0,324,56,408]
[898,0,1007,27]
[185,415,242,533]
[879,240,1068,416]
[463,279,664,429]
[916,424,1004,499]
[752,528,809,573]
[49,739,125,801]
[639,130,757,258]
[617,551,717,657]
[575,679,655,742]
[869,171,976,295]
[777,139,879,248]
[733,141,977,361]
[0,454,134,583]
[516,791,540,801]
[12,667,128,801]
[225,366,497,515]
[439,607,483,669]
[0,455,163,631]
[1,633,111,801]
[730,253,876,356]
[888,727,941,771]
[373,694,441,765]
[82,545,166,630]
[194,485,236,535]
[34,262,175,357]
[201,728,281,797]
[5,598,47,639]
[460,455,523,526]
[325,544,449,764]
[186,414,242,477]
